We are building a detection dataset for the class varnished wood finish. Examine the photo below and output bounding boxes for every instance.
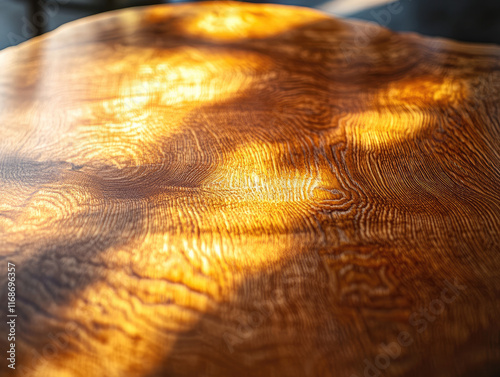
[0,2,499,376]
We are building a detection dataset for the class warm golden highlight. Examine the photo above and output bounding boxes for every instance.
[0,2,499,377]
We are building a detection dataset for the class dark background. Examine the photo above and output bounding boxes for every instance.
[1,0,500,51]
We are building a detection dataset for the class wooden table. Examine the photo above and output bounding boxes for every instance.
[0,2,499,376]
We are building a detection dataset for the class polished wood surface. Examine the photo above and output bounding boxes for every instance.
[0,2,499,376]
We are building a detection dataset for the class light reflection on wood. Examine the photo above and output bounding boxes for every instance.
[0,2,499,377]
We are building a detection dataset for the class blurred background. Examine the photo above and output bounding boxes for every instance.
[0,0,499,50]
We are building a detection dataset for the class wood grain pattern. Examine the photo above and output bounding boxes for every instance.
[0,2,499,376]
